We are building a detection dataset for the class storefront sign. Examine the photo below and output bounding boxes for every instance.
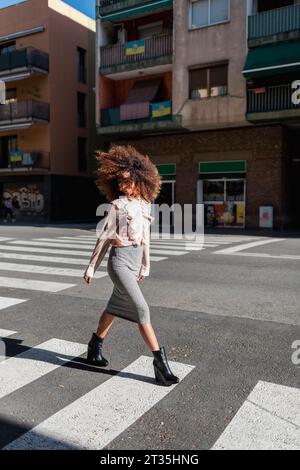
[291,80,300,105]
[125,40,145,56]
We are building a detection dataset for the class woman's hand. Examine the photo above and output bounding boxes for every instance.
[137,275,145,282]
[83,274,92,284]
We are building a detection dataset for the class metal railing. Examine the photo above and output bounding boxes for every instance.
[3,150,50,170]
[100,33,173,68]
[247,83,299,113]
[248,3,300,39]
[0,100,50,122]
[0,47,49,73]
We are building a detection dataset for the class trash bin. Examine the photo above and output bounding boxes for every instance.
[259,206,273,229]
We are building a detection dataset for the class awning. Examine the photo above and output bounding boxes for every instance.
[243,41,300,78]
[125,79,161,104]
[101,0,173,23]
[120,79,162,121]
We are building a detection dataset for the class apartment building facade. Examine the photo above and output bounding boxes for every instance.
[0,0,99,222]
[96,0,300,229]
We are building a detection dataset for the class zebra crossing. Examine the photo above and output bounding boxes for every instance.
[0,233,262,307]
[0,327,299,449]
[0,329,194,450]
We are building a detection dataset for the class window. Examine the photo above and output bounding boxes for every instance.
[189,64,228,99]
[0,41,16,55]
[77,92,86,127]
[77,47,86,83]
[190,0,229,29]
[138,22,163,39]
[78,137,87,172]
[3,88,17,104]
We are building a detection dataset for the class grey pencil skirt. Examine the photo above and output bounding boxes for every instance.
[104,244,151,324]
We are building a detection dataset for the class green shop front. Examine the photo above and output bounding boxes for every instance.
[198,160,247,228]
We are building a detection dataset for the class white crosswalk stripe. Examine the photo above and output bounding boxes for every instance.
[3,351,194,450]
[0,234,266,298]
[0,296,27,310]
[212,381,300,450]
[0,262,106,278]
[0,329,17,338]
[0,338,87,400]
[0,277,76,293]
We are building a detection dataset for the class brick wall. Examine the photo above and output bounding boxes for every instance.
[116,124,285,229]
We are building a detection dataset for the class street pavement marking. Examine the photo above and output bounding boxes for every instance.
[214,238,285,255]
[34,238,98,245]
[0,277,76,293]
[0,262,106,279]
[0,238,14,242]
[9,240,95,250]
[212,381,300,450]
[0,244,97,257]
[149,249,188,256]
[0,296,27,310]
[0,329,17,338]
[224,252,300,261]
[4,355,195,450]
[0,339,87,400]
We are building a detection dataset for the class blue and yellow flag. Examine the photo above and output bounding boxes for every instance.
[9,151,23,163]
[151,101,172,118]
[126,40,145,56]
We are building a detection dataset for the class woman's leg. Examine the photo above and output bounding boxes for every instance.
[96,311,115,339]
[138,323,160,352]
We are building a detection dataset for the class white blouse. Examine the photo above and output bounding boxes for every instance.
[84,195,154,279]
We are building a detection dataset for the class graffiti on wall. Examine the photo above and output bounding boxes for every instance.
[3,184,45,215]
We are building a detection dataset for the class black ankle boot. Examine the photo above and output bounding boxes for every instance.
[152,347,180,386]
[87,333,109,367]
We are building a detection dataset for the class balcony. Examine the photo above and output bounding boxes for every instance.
[0,150,50,173]
[97,0,173,20]
[247,83,300,122]
[99,100,182,135]
[0,100,50,130]
[100,33,173,74]
[0,47,49,82]
[248,4,300,45]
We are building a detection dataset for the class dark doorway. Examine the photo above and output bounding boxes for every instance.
[0,135,17,168]
[287,128,300,228]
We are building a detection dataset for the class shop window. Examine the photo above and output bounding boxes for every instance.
[189,64,228,99]
[190,0,229,29]
[199,178,246,227]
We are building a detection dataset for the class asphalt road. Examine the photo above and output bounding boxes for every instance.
[0,225,299,450]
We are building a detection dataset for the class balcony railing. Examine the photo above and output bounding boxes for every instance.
[0,100,50,123]
[247,83,299,114]
[0,150,50,171]
[100,33,173,69]
[101,100,172,126]
[248,4,300,40]
[0,47,49,75]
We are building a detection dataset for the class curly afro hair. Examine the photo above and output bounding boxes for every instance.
[94,145,162,203]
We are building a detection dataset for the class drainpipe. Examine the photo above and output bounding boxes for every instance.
[95,0,101,127]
